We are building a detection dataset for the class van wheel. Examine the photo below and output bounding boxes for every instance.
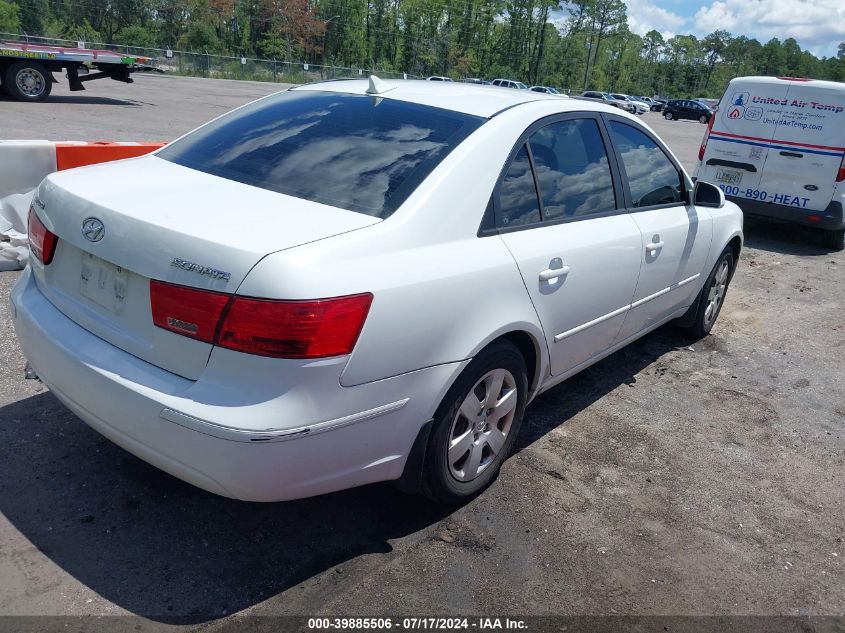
[823,228,845,251]
[664,111,674,120]
[679,248,735,340]
[421,340,527,505]
[699,115,708,123]
[4,61,52,102]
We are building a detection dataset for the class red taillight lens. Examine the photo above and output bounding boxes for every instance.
[218,293,373,358]
[150,280,230,343]
[837,154,845,182]
[149,280,372,359]
[699,116,715,161]
[28,208,58,265]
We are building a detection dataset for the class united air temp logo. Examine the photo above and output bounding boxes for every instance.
[724,91,748,121]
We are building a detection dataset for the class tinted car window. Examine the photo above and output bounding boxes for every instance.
[608,121,683,208]
[495,144,541,227]
[159,91,483,218]
[528,119,616,220]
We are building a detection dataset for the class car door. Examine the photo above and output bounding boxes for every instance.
[492,114,643,376]
[605,117,713,341]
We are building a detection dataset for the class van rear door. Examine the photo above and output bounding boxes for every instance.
[755,80,845,213]
[699,78,791,196]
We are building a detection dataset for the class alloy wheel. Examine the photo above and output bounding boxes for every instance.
[703,259,730,328]
[447,368,517,482]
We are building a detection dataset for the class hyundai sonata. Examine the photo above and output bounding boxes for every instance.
[12,77,743,503]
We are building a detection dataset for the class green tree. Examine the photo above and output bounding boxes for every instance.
[0,0,20,32]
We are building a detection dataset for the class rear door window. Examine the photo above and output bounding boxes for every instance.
[495,144,541,227]
[159,91,483,218]
[528,118,616,219]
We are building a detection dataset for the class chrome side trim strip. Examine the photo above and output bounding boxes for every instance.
[554,273,700,343]
[160,398,410,443]
[554,304,629,342]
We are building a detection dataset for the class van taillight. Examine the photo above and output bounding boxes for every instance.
[699,116,715,161]
[27,207,58,265]
[150,280,372,358]
[837,154,845,183]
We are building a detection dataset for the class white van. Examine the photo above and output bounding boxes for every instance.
[695,76,845,249]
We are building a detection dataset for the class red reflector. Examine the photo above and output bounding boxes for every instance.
[218,293,373,358]
[837,156,845,182]
[28,208,58,265]
[699,116,715,161]
[150,280,230,343]
[806,215,822,222]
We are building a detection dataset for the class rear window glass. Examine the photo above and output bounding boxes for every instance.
[158,90,483,218]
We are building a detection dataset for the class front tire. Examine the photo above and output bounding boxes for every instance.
[421,340,528,505]
[699,115,709,123]
[664,111,674,120]
[823,228,845,251]
[680,248,735,339]
[4,61,52,102]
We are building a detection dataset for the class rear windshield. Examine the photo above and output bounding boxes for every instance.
[158,90,483,218]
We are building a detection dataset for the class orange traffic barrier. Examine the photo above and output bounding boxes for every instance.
[55,141,167,171]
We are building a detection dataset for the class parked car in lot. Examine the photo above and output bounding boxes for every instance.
[15,78,743,504]
[663,99,713,123]
[696,75,845,250]
[695,97,719,110]
[649,98,668,112]
[492,78,528,89]
[610,93,649,115]
[578,91,635,113]
[530,85,563,95]
[426,76,453,82]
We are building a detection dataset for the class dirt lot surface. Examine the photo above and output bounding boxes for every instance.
[0,76,843,627]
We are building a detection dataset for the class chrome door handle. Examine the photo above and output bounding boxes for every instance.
[539,265,570,281]
[646,240,664,251]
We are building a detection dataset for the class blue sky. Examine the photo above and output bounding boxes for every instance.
[554,0,845,58]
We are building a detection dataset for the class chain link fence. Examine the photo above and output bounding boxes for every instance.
[1,33,417,83]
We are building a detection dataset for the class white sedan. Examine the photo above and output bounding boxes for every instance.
[12,78,743,504]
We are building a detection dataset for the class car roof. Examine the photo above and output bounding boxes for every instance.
[292,78,566,118]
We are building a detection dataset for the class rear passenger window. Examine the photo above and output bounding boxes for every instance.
[496,144,541,227]
[528,118,616,219]
[608,121,684,208]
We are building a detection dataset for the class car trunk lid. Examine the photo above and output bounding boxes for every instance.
[31,155,380,379]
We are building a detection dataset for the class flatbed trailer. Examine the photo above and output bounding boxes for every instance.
[0,40,151,102]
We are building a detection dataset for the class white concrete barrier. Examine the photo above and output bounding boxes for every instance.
[0,140,164,271]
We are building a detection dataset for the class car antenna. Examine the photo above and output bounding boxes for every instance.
[366,75,395,96]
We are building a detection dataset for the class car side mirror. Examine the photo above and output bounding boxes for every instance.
[693,181,725,208]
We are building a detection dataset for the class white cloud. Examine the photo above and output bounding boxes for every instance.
[625,0,686,40]
[693,0,845,57]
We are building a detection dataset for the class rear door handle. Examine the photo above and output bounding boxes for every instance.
[539,266,570,281]
[779,150,803,158]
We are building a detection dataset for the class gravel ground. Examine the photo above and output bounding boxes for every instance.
[0,76,842,626]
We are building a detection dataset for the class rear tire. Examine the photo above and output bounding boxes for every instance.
[421,340,528,505]
[699,115,708,123]
[679,248,735,340]
[4,61,52,102]
[823,228,845,251]
[664,111,674,120]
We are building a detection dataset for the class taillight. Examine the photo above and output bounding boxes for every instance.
[28,207,58,265]
[218,294,372,358]
[699,116,715,161]
[837,153,845,182]
[150,280,230,343]
[149,280,372,359]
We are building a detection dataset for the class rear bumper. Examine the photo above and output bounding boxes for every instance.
[727,196,844,231]
[11,267,463,501]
